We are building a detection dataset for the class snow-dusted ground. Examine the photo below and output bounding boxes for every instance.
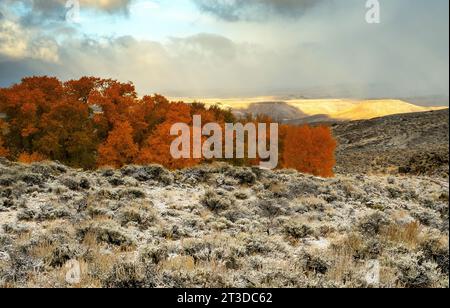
[0,159,448,288]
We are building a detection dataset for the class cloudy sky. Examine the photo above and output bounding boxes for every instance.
[0,0,448,100]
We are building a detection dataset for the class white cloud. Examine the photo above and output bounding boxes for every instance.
[0,19,59,63]
[0,20,29,59]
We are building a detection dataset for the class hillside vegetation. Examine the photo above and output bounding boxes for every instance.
[333,109,449,178]
[0,159,448,288]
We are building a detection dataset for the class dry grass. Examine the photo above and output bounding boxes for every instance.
[382,222,423,249]
[161,256,196,272]
[30,240,55,261]
[326,234,364,284]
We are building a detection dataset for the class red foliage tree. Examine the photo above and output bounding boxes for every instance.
[17,152,47,164]
[0,141,8,157]
[34,99,97,169]
[0,76,64,156]
[0,134,8,158]
[64,77,100,104]
[280,125,336,177]
[137,102,201,169]
[0,76,337,177]
[0,119,8,157]
[97,121,139,168]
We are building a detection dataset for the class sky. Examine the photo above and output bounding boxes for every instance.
[0,0,448,101]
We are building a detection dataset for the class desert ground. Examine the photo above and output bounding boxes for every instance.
[0,109,448,288]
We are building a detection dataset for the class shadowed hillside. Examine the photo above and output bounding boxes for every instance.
[333,109,449,177]
[234,102,307,122]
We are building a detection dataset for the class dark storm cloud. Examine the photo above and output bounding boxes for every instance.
[7,0,134,27]
[22,0,67,26]
[27,0,134,14]
[0,59,57,86]
[192,0,325,21]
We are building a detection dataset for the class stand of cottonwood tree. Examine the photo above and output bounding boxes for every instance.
[0,76,336,177]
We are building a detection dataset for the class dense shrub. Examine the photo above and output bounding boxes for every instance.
[201,190,233,213]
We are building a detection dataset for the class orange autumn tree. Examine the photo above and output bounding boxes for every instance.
[0,141,8,157]
[64,77,100,104]
[34,99,97,169]
[17,152,47,164]
[0,120,8,157]
[129,94,171,145]
[0,132,9,157]
[0,76,338,177]
[97,121,139,168]
[88,79,137,129]
[280,125,337,177]
[137,102,201,169]
[0,83,46,156]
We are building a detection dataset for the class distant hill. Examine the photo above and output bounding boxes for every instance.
[222,98,447,123]
[234,102,307,122]
[333,109,449,177]
[331,100,446,121]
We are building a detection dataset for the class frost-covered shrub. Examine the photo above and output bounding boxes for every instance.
[140,244,168,265]
[395,253,441,288]
[358,211,390,236]
[226,168,256,185]
[118,188,146,199]
[420,239,449,275]
[103,263,157,288]
[121,165,173,185]
[299,252,330,275]
[35,204,72,221]
[283,220,314,239]
[17,208,37,221]
[77,221,133,247]
[201,190,233,213]
[117,205,156,229]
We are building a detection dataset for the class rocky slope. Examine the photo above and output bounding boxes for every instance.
[333,109,449,178]
[0,159,448,288]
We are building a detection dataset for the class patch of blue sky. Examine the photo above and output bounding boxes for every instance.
[77,0,215,42]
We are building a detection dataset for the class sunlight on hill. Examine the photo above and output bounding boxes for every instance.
[170,96,280,110]
[330,100,446,120]
[172,96,447,121]
[286,99,360,116]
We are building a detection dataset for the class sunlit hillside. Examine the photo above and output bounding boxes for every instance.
[285,99,360,116]
[173,97,447,121]
[170,96,281,110]
[331,100,447,120]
